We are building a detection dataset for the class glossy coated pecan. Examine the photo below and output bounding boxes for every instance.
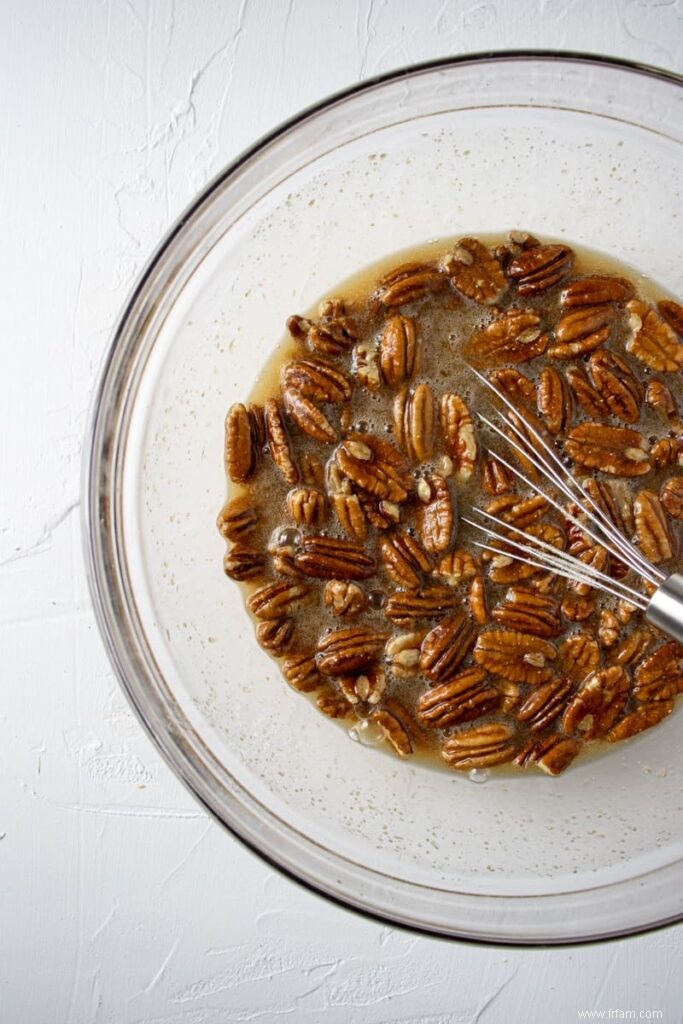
[566,365,609,419]
[287,486,326,527]
[384,631,425,677]
[561,666,630,739]
[323,580,368,618]
[393,383,436,461]
[282,357,353,405]
[565,423,650,477]
[315,627,390,676]
[548,306,616,359]
[351,341,381,391]
[335,433,412,503]
[606,702,674,742]
[491,586,562,638]
[375,261,446,307]
[560,275,634,307]
[224,402,264,483]
[517,677,573,732]
[247,580,310,620]
[587,349,642,424]
[419,610,477,682]
[658,299,683,337]
[379,314,421,387]
[380,531,433,588]
[264,399,299,484]
[282,652,321,692]
[415,474,455,554]
[223,544,265,581]
[385,586,460,626]
[287,299,361,357]
[294,535,376,580]
[256,618,294,655]
[440,393,477,481]
[442,723,517,770]
[515,735,581,775]
[634,489,673,564]
[339,664,386,706]
[634,642,683,697]
[283,387,337,443]
[660,477,683,520]
[371,705,413,757]
[473,630,557,684]
[445,237,507,305]
[626,300,683,372]
[216,496,258,541]
[468,308,548,363]
[538,366,572,435]
[416,666,499,728]
[507,243,573,296]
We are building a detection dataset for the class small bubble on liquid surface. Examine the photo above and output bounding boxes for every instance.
[278,527,301,547]
[469,768,490,784]
[348,719,385,747]
[368,589,386,609]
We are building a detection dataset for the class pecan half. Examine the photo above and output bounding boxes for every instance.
[385,631,425,677]
[507,243,573,296]
[416,666,499,728]
[566,365,609,419]
[538,366,572,435]
[598,609,620,648]
[339,664,386,705]
[287,299,361,357]
[282,652,321,692]
[482,456,513,495]
[489,374,535,425]
[351,341,381,392]
[316,627,389,675]
[247,580,310,619]
[473,630,557,684]
[282,357,352,405]
[561,275,634,307]
[491,586,562,638]
[371,706,413,757]
[442,723,517,770]
[468,308,548,363]
[548,306,616,359]
[223,544,265,581]
[606,702,674,742]
[626,300,683,372]
[419,610,477,682]
[216,496,258,541]
[283,388,337,443]
[565,423,650,477]
[651,437,683,470]
[646,379,680,429]
[317,690,354,719]
[433,548,477,585]
[287,487,326,527]
[469,573,488,625]
[445,237,507,305]
[515,735,581,775]
[609,629,652,669]
[440,394,477,480]
[375,261,446,307]
[561,665,630,739]
[634,642,683,697]
[658,299,683,337]
[393,383,436,461]
[323,580,368,618]
[294,535,376,580]
[379,315,421,387]
[385,586,460,626]
[581,478,634,537]
[264,399,298,484]
[380,531,433,587]
[634,489,673,564]
[415,474,455,554]
[225,402,264,483]
[517,677,573,732]
[661,477,683,520]
[485,493,548,529]
[335,433,412,503]
[561,593,596,622]
[256,618,294,655]
[587,349,642,424]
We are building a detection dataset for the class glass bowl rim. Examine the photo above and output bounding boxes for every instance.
[83,50,683,946]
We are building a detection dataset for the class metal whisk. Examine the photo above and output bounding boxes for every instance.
[462,367,683,644]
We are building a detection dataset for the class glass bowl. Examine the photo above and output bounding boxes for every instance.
[85,53,683,944]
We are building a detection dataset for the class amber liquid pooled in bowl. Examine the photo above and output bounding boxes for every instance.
[217,232,683,777]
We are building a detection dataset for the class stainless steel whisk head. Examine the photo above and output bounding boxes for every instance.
[463,367,683,644]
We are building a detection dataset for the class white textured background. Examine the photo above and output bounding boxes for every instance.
[2,2,683,1021]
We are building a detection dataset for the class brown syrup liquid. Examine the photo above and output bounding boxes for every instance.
[225,235,682,776]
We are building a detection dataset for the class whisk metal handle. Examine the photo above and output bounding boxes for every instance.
[646,574,683,644]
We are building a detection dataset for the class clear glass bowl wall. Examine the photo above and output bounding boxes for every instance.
[86,55,683,943]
